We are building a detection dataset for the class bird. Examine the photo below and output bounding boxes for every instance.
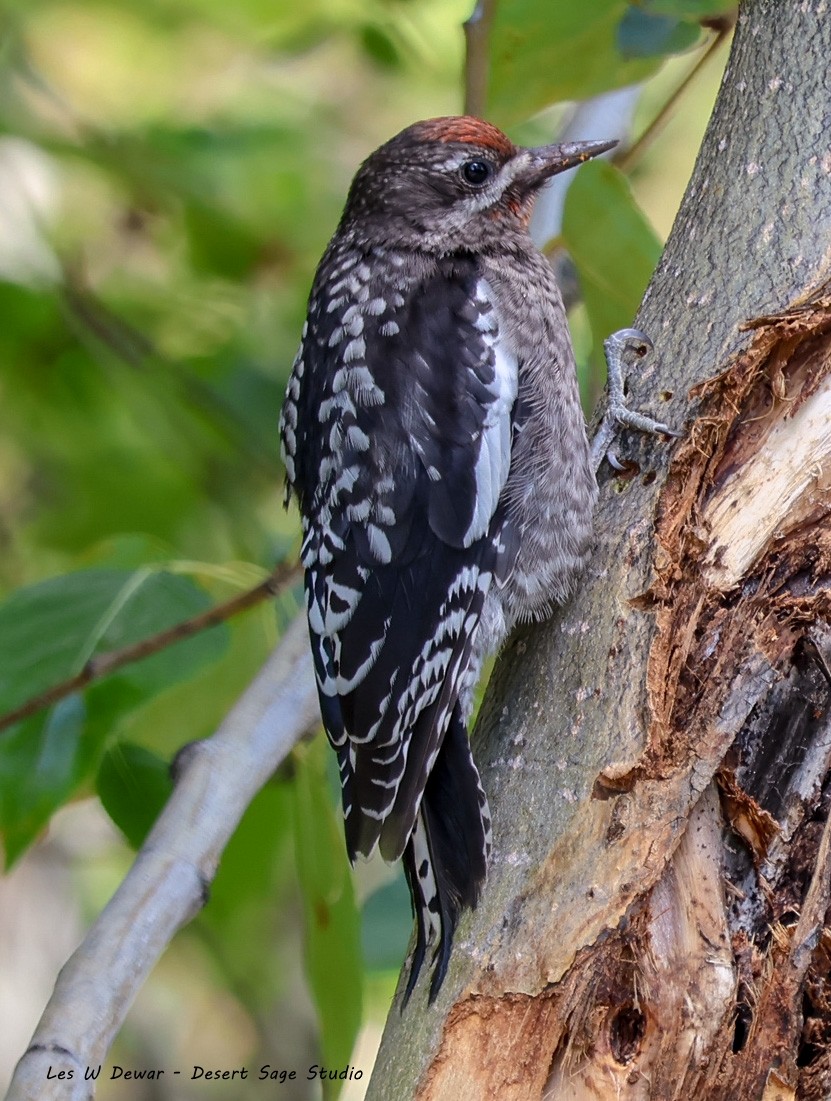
[279,116,666,1003]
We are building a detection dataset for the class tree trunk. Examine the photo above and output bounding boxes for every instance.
[366,2,831,1098]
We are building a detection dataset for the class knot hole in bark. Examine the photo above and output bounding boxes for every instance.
[608,1003,646,1065]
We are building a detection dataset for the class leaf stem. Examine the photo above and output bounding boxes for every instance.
[615,21,733,175]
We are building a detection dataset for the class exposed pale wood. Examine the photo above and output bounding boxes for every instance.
[541,785,736,1098]
[701,365,831,589]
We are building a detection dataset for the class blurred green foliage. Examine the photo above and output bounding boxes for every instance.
[0,0,734,1095]
[563,159,662,380]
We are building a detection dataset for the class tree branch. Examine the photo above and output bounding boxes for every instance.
[6,614,319,1101]
[462,0,496,118]
[0,561,302,735]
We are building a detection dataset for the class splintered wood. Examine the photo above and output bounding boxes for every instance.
[701,373,831,589]
[417,288,831,1101]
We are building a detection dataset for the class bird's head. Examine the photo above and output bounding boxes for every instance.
[340,116,615,254]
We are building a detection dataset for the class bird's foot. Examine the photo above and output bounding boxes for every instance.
[590,327,681,473]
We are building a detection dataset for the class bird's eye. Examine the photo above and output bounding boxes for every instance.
[461,159,493,186]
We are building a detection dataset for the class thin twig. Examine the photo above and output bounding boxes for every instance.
[615,22,732,175]
[0,561,302,734]
[463,0,497,118]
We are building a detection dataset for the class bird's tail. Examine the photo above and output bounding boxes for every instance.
[401,703,492,1005]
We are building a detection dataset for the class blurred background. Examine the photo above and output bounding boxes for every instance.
[0,1,734,1097]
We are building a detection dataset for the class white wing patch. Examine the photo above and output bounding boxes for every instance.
[463,279,518,547]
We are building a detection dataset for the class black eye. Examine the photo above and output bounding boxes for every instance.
[461,159,493,186]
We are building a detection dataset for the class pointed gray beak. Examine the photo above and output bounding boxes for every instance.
[524,138,617,186]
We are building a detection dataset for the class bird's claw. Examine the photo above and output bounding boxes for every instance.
[590,327,681,473]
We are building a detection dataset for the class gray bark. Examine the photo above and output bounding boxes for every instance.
[367,1,831,1098]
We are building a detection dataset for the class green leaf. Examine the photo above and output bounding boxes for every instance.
[197,778,294,1008]
[112,570,292,760]
[78,534,177,572]
[361,872,411,973]
[488,0,661,128]
[183,199,262,280]
[359,24,402,69]
[636,0,736,16]
[617,9,701,58]
[292,739,362,1095]
[0,567,230,861]
[562,159,662,366]
[97,741,173,848]
[0,567,229,715]
[0,697,88,865]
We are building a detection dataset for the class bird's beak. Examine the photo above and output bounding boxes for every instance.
[523,138,617,187]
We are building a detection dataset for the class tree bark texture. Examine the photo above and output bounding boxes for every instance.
[367,2,831,1098]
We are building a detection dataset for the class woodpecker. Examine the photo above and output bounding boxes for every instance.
[279,116,666,1003]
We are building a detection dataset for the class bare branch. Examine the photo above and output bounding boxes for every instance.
[463,0,496,118]
[6,614,319,1101]
[0,561,302,735]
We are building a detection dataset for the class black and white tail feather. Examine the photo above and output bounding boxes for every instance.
[402,704,492,1002]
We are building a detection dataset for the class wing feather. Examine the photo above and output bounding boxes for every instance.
[281,248,518,863]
